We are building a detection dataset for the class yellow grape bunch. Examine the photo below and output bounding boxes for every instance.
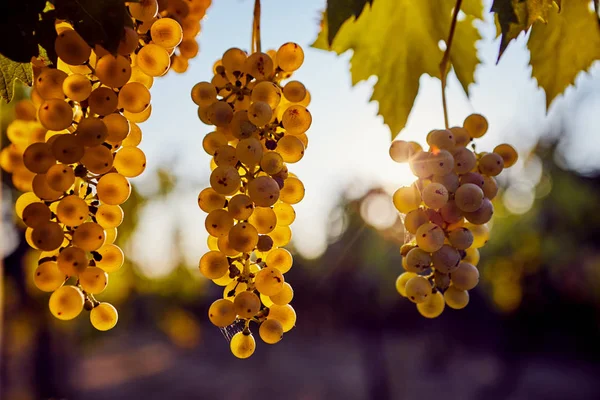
[0,1,209,331]
[390,114,519,318]
[192,43,310,358]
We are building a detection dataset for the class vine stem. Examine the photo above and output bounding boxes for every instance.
[440,0,463,129]
[252,0,262,53]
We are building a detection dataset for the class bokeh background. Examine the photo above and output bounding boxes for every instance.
[2,0,600,399]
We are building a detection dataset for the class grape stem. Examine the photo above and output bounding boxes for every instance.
[252,0,262,53]
[440,0,462,129]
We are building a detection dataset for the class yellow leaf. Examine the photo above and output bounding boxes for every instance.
[312,0,483,139]
[528,0,600,109]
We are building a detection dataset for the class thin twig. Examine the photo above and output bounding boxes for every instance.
[440,0,463,129]
[252,0,262,53]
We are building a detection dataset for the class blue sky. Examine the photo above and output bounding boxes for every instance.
[123,0,600,276]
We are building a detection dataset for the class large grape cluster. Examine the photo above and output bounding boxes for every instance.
[192,43,310,358]
[390,114,518,318]
[0,0,210,330]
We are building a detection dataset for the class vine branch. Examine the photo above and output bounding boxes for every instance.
[252,0,262,53]
[440,0,463,129]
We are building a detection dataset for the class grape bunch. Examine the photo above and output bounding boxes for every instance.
[390,114,518,318]
[192,43,310,358]
[0,2,209,330]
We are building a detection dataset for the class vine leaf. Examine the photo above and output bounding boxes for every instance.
[54,0,130,54]
[312,0,483,139]
[0,54,33,103]
[492,0,560,61]
[326,0,374,46]
[528,0,600,109]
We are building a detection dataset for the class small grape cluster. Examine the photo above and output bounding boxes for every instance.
[0,1,209,330]
[390,114,518,318]
[192,43,310,358]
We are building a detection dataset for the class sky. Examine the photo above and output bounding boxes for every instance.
[9,0,600,275]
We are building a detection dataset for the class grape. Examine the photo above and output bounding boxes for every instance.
[205,209,235,239]
[405,276,432,304]
[73,222,105,251]
[104,227,118,245]
[282,105,312,135]
[395,272,417,297]
[22,202,51,228]
[201,132,227,156]
[273,202,295,226]
[23,142,55,173]
[118,26,139,55]
[38,99,73,131]
[104,113,131,143]
[270,225,292,247]
[409,151,433,178]
[81,145,113,174]
[223,280,248,301]
[478,152,504,176]
[51,134,85,164]
[417,291,445,318]
[248,207,277,234]
[96,244,125,272]
[32,221,64,251]
[464,198,494,225]
[434,270,451,290]
[49,285,84,320]
[463,247,480,266]
[279,177,305,204]
[208,299,236,327]
[450,262,479,290]
[415,222,444,253]
[228,222,259,252]
[79,267,108,294]
[34,261,65,292]
[233,291,261,318]
[230,332,256,359]
[277,42,304,72]
[88,87,118,116]
[461,171,485,188]
[15,192,41,219]
[57,195,89,226]
[267,304,296,332]
[432,245,461,274]
[256,235,274,252]
[450,126,471,147]
[454,183,484,213]
[260,151,284,175]
[452,147,477,174]
[227,194,254,220]
[217,234,242,257]
[463,114,488,138]
[179,39,199,58]
[421,182,448,209]
[150,17,183,48]
[197,188,226,213]
[465,223,490,248]
[137,44,171,77]
[213,145,238,167]
[389,140,422,163]
[248,176,280,207]
[427,129,455,150]
[129,66,154,89]
[222,47,247,73]
[96,55,131,88]
[244,52,274,80]
[482,176,498,200]
[97,173,131,205]
[129,0,159,21]
[404,248,431,273]
[277,135,305,163]
[207,101,234,127]
[493,143,518,168]
[76,117,108,146]
[199,251,229,279]
[247,101,272,127]
[444,286,469,309]
[191,82,217,107]
[270,282,293,305]
[123,104,152,123]
[55,30,91,65]
[255,267,284,296]
[36,69,67,100]
[114,146,147,177]
[32,174,62,201]
[283,81,306,103]
[210,166,241,195]
[251,81,281,109]
[118,82,151,113]
[236,137,263,166]
[259,319,284,344]
[448,227,474,250]
[96,204,124,229]
[403,208,428,234]
[45,164,75,192]
[430,149,454,176]
[392,186,421,214]
[90,303,119,331]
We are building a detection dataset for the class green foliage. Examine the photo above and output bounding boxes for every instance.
[0,55,33,103]
[492,0,559,60]
[528,0,600,109]
[313,0,483,138]
[325,0,373,46]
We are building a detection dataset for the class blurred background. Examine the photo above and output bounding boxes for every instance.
[2,0,600,399]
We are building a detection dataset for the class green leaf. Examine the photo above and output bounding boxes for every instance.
[0,54,33,103]
[492,0,559,61]
[313,0,483,139]
[55,0,129,54]
[528,0,600,109]
[326,0,373,46]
